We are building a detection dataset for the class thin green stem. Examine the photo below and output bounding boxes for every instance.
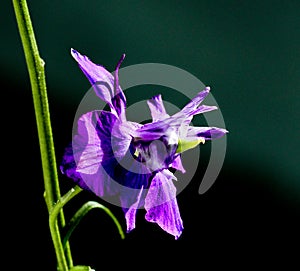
[12,0,72,269]
[49,186,83,271]
[62,200,125,248]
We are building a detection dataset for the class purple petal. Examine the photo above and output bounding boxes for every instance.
[145,170,184,239]
[122,185,147,233]
[124,187,144,233]
[170,155,186,173]
[78,158,120,197]
[174,86,211,118]
[60,140,119,196]
[62,110,135,197]
[189,105,218,116]
[187,126,228,140]
[143,88,214,137]
[135,116,184,141]
[147,94,169,122]
[120,161,152,232]
[73,110,116,174]
[111,120,140,158]
[71,49,115,111]
[60,142,91,191]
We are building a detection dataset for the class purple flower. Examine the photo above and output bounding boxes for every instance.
[60,49,228,239]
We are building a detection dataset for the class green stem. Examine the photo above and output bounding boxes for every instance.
[49,186,83,271]
[12,0,73,269]
[62,200,125,248]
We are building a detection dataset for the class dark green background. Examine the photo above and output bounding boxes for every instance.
[3,0,300,268]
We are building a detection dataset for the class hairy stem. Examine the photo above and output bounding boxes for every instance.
[12,0,72,269]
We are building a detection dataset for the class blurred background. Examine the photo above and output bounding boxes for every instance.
[2,0,300,268]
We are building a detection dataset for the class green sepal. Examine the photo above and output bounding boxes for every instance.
[70,265,95,271]
[176,138,205,153]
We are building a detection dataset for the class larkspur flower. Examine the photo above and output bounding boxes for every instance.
[60,49,228,239]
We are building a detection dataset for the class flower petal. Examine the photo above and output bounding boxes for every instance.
[124,187,145,233]
[145,170,184,239]
[136,87,214,142]
[60,142,91,191]
[170,155,186,173]
[71,49,115,111]
[73,110,117,174]
[173,86,211,119]
[147,94,169,122]
[119,157,152,232]
[135,116,185,141]
[189,105,218,116]
[111,120,140,158]
[61,110,135,197]
[187,126,228,140]
[79,157,120,197]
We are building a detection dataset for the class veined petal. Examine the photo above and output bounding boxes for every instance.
[71,49,115,111]
[60,142,91,191]
[60,141,119,197]
[119,157,152,232]
[61,110,134,197]
[135,116,185,141]
[124,187,145,233]
[173,86,211,120]
[187,126,228,140]
[189,105,218,116]
[60,142,120,197]
[170,155,186,173]
[111,120,140,158]
[73,110,117,174]
[147,94,169,122]
[120,163,151,232]
[78,157,120,197]
[145,170,184,239]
